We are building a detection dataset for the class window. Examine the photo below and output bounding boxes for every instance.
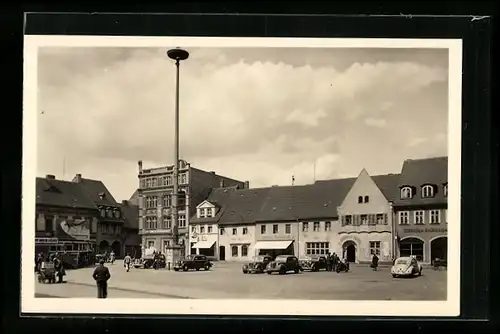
[178,215,186,228]
[414,211,424,225]
[162,176,168,186]
[147,240,155,248]
[106,209,113,218]
[242,227,248,235]
[208,226,213,233]
[260,225,266,234]
[146,178,152,188]
[342,215,352,226]
[46,216,54,232]
[200,226,205,233]
[398,211,409,225]
[220,228,224,235]
[166,176,172,185]
[358,196,363,203]
[364,195,370,203]
[152,196,158,208]
[140,179,146,188]
[199,208,206,218]
[422,185,434,198]
[241,244,248,257]
[163,216,171,229]
[100,208,106,217]
[231,245,238,257]
[360,215,368,225]
[163,195,171,208]
[178,191,186,208]
[232,228,237,235]
[313,222,320,231]
[400,187,412,199]
[206,208,214,218]
[152,178,157,187]
[376,214,385,225]
[92,219,97,233]
[191,226,196,233]
[285,224,291,234]
[302,222,309,232]
[179,173,187,184]
[145,216,157,230]
[369,241,381,256]
[273,224,279,234]
[430,210,440,224]
[444,184,448,197]
[445,209,448,224]
[324,221,331,231]
[305,242,330,255]
[36,216,45,231]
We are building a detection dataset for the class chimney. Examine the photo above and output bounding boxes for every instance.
[244,181,250,189]
[220,179,225,188]
[210,171,216,175]
[46,174,55,180]
[74,173,82,183]
[138,160,143,173]
[122,200,128,206]
[98,192,106,200]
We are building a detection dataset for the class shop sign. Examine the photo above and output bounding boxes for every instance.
[35,237,59,244]
[403,227,447,234]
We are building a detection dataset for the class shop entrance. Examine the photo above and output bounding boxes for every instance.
[342,240,357,263]
[430,237,447,262]
[399,237,424,262]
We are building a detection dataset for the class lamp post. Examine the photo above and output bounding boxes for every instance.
[167,48,189,262]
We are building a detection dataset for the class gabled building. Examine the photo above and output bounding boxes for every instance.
[71,173,126,256]
[393,157,448,264]
[334,171,400,264]
[136,160,247,258]
[118,199,141,258]
[35,174,98,256]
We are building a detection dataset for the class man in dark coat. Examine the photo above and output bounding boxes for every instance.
[326,253,332,272]
[93,259,111,298]
[53,253,65,283]
[371,252,379,271]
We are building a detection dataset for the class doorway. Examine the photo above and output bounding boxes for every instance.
[342,240,357,263]
[430,237,447,262]
[399,237,424,262]
[219,245,225,261]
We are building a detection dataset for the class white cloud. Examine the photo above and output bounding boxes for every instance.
[36,47,449,200]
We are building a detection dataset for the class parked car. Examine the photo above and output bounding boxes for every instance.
[173,255,212,272]
[299,255,328,272]
[391,256,422,278]
[266,255,301,275]
[242,255,273,274]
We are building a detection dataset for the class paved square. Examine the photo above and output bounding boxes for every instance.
[35,261,447,300]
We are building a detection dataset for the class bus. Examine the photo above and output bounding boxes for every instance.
[35,237,96,269]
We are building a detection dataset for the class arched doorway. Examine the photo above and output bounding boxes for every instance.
[99,240,109,254]
[399,237,424,262]
[111,241,121,258]
[430,237,447,262]
[342,240,357,263]
[219,246,225,261]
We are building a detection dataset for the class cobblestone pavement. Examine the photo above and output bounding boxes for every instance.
[35,261,447,300]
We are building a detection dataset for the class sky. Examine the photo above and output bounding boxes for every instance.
[36,46,449,201]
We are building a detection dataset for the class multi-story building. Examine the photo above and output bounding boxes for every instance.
[71,174,126,256]
[118,199,141,258]
[393,157,448,264]
[333,170,399,264]
[35,174,98,258]
[136,159,246,258]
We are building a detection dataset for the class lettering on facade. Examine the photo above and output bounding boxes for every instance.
[403,228,447,234]
[35,237,59,244]
[198,235,207,242]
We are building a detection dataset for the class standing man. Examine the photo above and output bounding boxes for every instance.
[93,259,111,298]
[123,253,132,272]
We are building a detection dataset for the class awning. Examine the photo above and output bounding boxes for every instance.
[254,240,293,250]
[193,236,217,249]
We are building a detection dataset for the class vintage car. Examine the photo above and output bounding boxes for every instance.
[173,254,212,272]
[266,255,301,275]
[242,255,273,274]
[391,256,423,278]
[299,255,328,272]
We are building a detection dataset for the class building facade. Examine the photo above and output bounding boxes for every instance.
[71,174,126,257]
[393,157,448,264]
[137,160,246,258]
[35,175,99,266]
[118,200,142,258]
[336,170,398,264]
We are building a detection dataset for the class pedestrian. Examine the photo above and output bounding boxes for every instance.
[326,252,332,272]
[110,251,116,264]
[53,254,65,283]
[123,253,132,272]
[93,259,111,298]
[371,252,379,271]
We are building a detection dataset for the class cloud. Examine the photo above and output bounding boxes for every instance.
[364,117,387,128]
[407,137,429,147]
[36,47,449,200]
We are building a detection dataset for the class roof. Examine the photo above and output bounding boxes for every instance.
[371,174,401,202]
[118,201,139,230]
[74,177,118,207]
[393,156,448,206]
[36,178,98,210]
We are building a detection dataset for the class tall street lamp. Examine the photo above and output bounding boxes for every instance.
[167,48,189,263]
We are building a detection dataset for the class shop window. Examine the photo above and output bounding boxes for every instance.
[231,245,238,257]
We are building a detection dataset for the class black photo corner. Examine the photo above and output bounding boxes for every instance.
[1,2,498,334]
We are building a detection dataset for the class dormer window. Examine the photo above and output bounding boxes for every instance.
[421,185,435,198]
[98,192,106,200]
[206,208,214,218]
[200,208,206,218]
[400,187,412,199]
[114,210,121,219]
[444,183,448,197]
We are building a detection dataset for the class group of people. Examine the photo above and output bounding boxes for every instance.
[325,252,349,271]
[35,252,66,283]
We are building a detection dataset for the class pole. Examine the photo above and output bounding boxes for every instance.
[172,59,180,245]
